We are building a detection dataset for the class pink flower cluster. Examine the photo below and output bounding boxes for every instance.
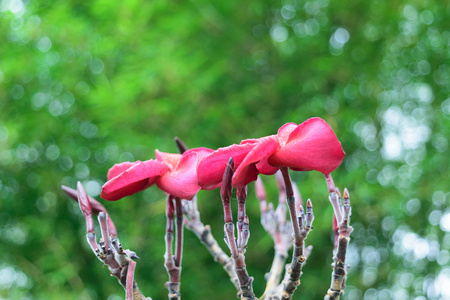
[101,118,345,201]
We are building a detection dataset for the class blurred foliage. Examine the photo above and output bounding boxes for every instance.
[1,0,450,299]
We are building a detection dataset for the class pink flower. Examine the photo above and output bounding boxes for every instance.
[197,117,345,189]
[101,147,214,201]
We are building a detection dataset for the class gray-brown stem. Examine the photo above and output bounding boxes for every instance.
[183,198,240,293]
[62,184,150,300]
[256,175,292,300]
[277,170,315,300]
[164,195,181,300]
[263,250,288,299]
[324,188,353,300]
[221,158,255,300]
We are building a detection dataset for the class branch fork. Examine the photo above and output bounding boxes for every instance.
[265,167,316,300]
[182,196,240,292]
[221,158,255,300]
[61,183,150,300]
[255,175,293,300]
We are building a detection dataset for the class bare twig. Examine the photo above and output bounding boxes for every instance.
[271,245,313,300]
[175,137,240,294]
[255,176,292,300]
[276,168,314,300]
[127,260,137,300]
[61,183,150,300]
[183,197,240,292]
[164,195,181,300]
[324,188,353,300]
[222,158,255,300]
[236,187,249,252]
[324,174,342,224]
[61,185,117,237]
[174,197,184,268]
[262,250,288,300]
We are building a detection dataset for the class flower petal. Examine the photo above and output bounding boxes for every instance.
[268,118,345,174]
[156,151,203,200]
[155,150,182,170]
[240,139,259,145]
[101,159,169,201]
[256,158,279,175]
[197,143,256,190]
[183,147,215,161]
[232,135,279,188]
[277,122,298,146]
[107,161,139,180]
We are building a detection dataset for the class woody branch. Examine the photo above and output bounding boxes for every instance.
[175,137,240,293]
[221,158,255,300]
[61,184,149,300]
[276,167,314,300]
[324,174,353,300]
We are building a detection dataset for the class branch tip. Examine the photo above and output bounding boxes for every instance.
[76,181,92,217]
[343,188,349,202]
[62,185,118,237]
[174,137,188,154]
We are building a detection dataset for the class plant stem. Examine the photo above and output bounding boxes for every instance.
[262,249,288,299]
[221,158,255,300]
[62,183,150,299]
[256,175,292,300]
[325,188,353,300]
[164,195,181,300]
[278,168,314,300]
[174,197,184,268]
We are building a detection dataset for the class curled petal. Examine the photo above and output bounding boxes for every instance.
[107,161,139,180]
[241,137,279,175]
[197,143,256,190]
[232,135,279,188]
[101,159,169,201]
[240,138,259,145]
[184,147,215,161]
[255,158,279,175]
[276,122,298,146]
[155,150,182,170]
[268,117,345,174]
[157,151,203,200]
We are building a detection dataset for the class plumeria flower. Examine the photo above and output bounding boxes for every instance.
[197,117,345,189]
[197,136,279,190]
[101,147,214,200]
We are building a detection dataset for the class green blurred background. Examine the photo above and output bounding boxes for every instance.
[1,0,449,299]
